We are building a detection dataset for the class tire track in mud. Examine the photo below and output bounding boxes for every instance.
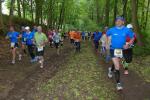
[2,41,73,100]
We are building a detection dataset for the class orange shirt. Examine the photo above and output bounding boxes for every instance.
[69,31,75,39]
[74,32,81,42]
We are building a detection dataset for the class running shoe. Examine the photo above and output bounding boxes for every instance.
[116,83,123,91]
[30,58,37,63]
[11,60,15,64]
[40,65,44,68]
[108,67,113,78]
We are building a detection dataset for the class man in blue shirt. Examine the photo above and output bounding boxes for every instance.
[21,26,27,54]
[25,26,37,63]
[93,30,102,52]
[6,26,22,64]
[106,17,134,91]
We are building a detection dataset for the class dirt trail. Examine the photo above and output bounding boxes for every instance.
[0,39,150,100]
[98,51,150,100]
[0,40,73,100]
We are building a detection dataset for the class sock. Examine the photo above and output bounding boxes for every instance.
[114,70,120,83]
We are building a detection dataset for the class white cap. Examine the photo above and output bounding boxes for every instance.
[127,24,133,29]
[25,26,30,30]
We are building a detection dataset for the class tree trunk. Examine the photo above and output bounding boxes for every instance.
[58,0,65,29]
[0,1,4,32]
[22,0,26,18]
[113,0,118,25]
[35,0,44,24]
[144,0,150,30]
[140,0,146,29]
[131,0,142,45]
[9,0,15,26]
[47,0,53,28]
[105,0,110,26]
[122,0,128,19]
[31,0,34,21]
[96,0,100,25]
[17,0,21,17]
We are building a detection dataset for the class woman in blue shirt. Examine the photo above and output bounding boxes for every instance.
[25,26,37,63]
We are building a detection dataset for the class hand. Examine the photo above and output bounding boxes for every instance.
[123,44,129,49]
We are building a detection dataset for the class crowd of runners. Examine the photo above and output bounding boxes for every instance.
[6,25,64,68]
[5,16,137,91]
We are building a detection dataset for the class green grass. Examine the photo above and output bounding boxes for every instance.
[130,55,150,83]
[34,43,119,100]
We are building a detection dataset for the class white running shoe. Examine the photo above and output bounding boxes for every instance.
[11,60,15,64]
[108,67,113,78]
[116,83,123,91]
[40,65,44,68]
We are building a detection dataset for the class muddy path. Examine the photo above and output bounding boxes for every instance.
[0,39,150,100]
[97,49,150,100]
[0,40,73,100]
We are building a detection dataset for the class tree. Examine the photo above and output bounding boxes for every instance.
[131,0,142,45]
[17,0,21,17]
[0,0,4,32]
[35,0,44,24]
[95,0,100,25]
[58,0,66,29]
[9,0,15,25]
[144,0,150,29]
[105,0,110,26]
[113,0,118,25]
[122,0,128,19]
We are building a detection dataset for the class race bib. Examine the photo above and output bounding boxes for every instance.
[38,46,43,52]
[114,49,123,58]
[24,38,27,41]
[11,43,15,48]
[56,40,59,43]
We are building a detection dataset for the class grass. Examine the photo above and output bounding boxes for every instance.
[130,55,150,83]
[34,42,119,100]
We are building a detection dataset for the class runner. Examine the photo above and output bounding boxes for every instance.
[106,17,134,90]
[74,30,81,53]
[32,25,37,33]
[47,29,54,48]
[69,30,75,45]
[34,26,48,68]
[102,27,111,63]
[100,28,107,57]
[81,31,86,41]
[123,24,137,75]
[6,26,22,64]
[58,29,64,47]
[21,26,27,55]
[25,26,37,63]
[53,30,62,55]
[88,32,91,41]
[93,30,102,53]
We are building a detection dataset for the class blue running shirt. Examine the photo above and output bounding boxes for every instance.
[106,26,134,49]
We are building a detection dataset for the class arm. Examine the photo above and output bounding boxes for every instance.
[106,29,111,49]
[124,29,134,49]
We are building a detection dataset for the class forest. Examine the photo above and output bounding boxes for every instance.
[0,0,150,100]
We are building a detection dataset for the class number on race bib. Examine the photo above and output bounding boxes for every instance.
[114,49,123,58]
[11,43,15,48]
